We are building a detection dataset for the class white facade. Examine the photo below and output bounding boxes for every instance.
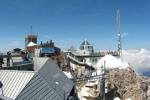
[66,40,98,72]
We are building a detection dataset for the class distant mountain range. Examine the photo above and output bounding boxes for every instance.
[142,71,150,77]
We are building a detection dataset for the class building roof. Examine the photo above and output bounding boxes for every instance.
[0,58,74,100]
[16,74,62,100]
[81,40,90,46]
[27,41,37,47]
[0,70,35,99]
[36,58,74,99]
[33,57,49,71]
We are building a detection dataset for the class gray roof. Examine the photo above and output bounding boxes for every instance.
[0,58,74,100]
[81,40,90,45]
[37,58,74,99]
[16,74,62,100]
[33,57,48,71]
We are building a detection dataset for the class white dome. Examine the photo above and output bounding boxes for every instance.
[97,55,123,69]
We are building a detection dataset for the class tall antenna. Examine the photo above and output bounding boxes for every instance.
[116,9,122,58]
[30,25,33,34]
[30,25,33,42]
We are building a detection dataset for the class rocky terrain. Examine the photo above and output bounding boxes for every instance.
[55,53,150,100]
[106,66,150,100]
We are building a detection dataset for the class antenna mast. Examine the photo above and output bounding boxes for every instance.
[30,25,33,34]
[117,10,122,58]
[30,25,33,42]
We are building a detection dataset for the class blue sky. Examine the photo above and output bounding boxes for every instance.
[0,0,150,51]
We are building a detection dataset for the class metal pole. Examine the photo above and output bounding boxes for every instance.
[103,61,106,100]
[100,60,106,100]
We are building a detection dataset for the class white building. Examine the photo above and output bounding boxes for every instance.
[78,39,94,55]
[66,40,95,69]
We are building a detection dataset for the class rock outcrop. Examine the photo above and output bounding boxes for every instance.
[106,66,150,100]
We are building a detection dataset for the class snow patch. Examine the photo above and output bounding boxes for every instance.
[113,97,121,100]
[63,71,74,79]
[97,55,128,69]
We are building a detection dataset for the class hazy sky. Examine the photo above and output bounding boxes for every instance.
[0,0,150,51]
